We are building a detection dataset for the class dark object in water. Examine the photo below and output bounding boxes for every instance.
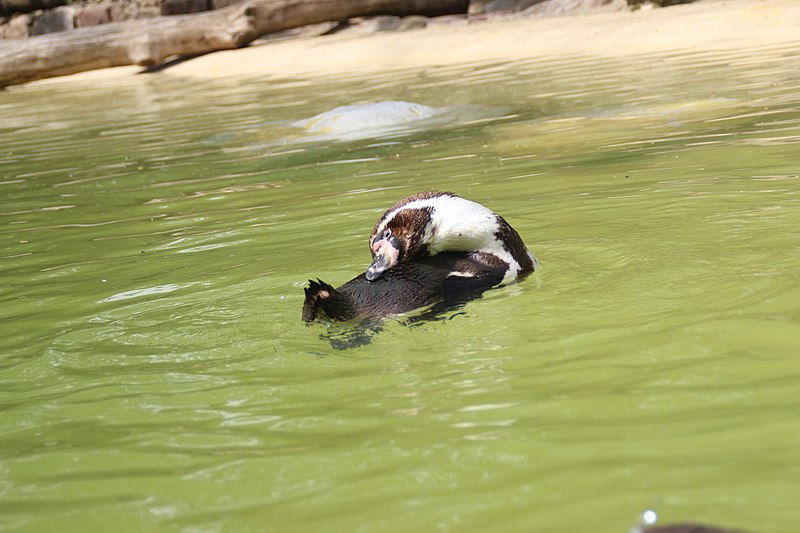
[302,262,444,322]
[643,524,752,533]
[302,253,505,323]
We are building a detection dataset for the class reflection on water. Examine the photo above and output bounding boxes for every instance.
[1,45,800,533]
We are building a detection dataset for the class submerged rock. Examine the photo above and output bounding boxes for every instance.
[202,101,511,149]
[294,101,440,137]
[285,100,511,144]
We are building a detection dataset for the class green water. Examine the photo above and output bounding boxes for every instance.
[2,45,800,532]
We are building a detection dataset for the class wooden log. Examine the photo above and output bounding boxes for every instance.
[0,0,468,87]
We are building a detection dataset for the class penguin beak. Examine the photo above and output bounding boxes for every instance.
[366,236,401,281]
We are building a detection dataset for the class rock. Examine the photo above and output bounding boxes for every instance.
[427,13,469,27]
[330,15,412,35]
[0,0,64,17]
[161,0,209,16]
[111,0,160,21]
[398,15,428,31]
[0,12,29,38]
[30,4,74,35]
[357,15,401,32]
[469,0,634,15]
[293,101,442,141]
[628,0,697,6]
[469,0,545,14]
[523,0,627,16]
[255,21,340,43]
[328,15,430,35]
[107,3,129,22]
[74,4,113,27]
[209,0,239,9]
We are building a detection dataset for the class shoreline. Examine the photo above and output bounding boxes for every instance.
[28,0,800,87]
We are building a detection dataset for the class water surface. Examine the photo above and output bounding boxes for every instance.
[1,45,799,532]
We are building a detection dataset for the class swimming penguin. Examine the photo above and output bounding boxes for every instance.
[302,192,536,323]
[366,191,537,285]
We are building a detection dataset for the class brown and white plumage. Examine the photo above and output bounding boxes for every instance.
[302,192,537,323]
[366,191,537,285]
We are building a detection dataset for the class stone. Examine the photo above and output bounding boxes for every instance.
[74,4,113,27]
[112,0,158,21]
[629,0,697,6]
[398,15,428,31]
[0,0,64,17]
[427,14,469,27]
[0,12,29,38]
[209,0,238,9]
[30,4,74,35]
[256,21,339,43]
[160,0,209,16]
[358,15,402,32]
[332,16,403,35]
[523,0,627,16]
[293,101,440,141]
[469,0,545,14]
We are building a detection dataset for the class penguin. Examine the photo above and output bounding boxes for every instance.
[302,191,537,323]
[366,191,538,285]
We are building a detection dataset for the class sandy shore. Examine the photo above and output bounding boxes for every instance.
[32,0,800,86]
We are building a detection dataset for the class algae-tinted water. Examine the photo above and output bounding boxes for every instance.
[1,47,799,532]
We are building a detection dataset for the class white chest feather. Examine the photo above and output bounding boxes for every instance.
[423,196,498,254]
[390,195,523,283]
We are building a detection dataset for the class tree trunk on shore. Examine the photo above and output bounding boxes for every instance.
[0,0,468,87]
